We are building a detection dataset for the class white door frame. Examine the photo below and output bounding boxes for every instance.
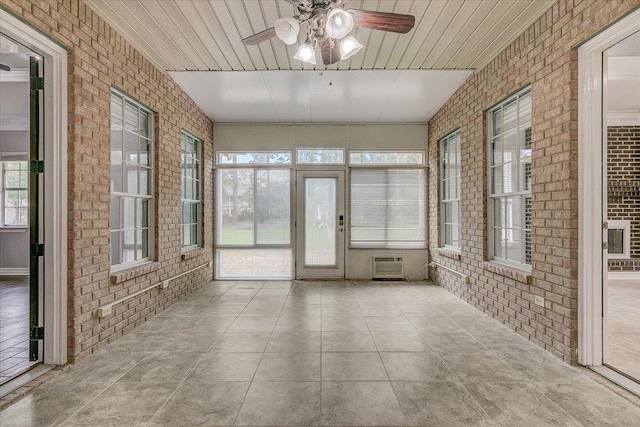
[578,8,640,366]
[0,10,68,365]
[295,170,345,279]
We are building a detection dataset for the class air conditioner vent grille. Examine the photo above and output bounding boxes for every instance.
[372,256,404,280]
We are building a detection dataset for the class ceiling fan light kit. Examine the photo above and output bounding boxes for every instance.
[340,35,362,60]
[274,16,300,45]
[242,0,415,66]
[325,8,354,39]
[294,40,317,64]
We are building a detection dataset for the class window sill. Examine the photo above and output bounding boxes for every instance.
[349,246,428,250]
[0,227,28,233]
[483,261,532,284]
[181,247,207,260]
[437,248,461,260]
[110,261,160,285]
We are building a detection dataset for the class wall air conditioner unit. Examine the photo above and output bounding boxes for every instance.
[371,256,404,280]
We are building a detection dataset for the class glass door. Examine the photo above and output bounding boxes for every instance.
[296,171,345,279]
[602,31,640,383]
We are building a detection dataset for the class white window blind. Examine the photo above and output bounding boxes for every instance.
[488,87,532,268]
[110,89,154,268]
[440,130,461,249]
[181,131,202,250]
[350,169,426,248]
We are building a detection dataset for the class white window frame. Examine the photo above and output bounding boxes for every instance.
[181,131,202,251]
[440,131,461,250]
[110,89,155,271]
[487,87,532,270]
[296,148,345,165]
[0,154,29,228]
[348,150,425,165]
[607,220,631,260]
[217,151,292,165]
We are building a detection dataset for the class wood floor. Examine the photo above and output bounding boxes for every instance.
[0,277,37,385]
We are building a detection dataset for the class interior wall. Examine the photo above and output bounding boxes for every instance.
[0,80,29,272]
[607,125,640,272]
[2,0,214,362]
[427,0,639,363]
[214,123,429,280]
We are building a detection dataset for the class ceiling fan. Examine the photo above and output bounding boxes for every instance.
[241,0,415,65]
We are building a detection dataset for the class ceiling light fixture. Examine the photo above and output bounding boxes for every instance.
[340,36,363,60]
[242,0,415,67]
[325,8,354,39]
[274,17,300,45]
[294,39,317,65]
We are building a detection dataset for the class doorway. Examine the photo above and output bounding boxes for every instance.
[295,170,345,279]
[578,8,640,394]
[602,30,640,383]
[0,34,43,384]
[0,9,68,395]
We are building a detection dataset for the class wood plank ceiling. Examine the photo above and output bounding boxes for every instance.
[85,0,556,72]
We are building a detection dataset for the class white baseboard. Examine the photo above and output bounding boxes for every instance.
[608,271,640,281]
[0,268,29,276]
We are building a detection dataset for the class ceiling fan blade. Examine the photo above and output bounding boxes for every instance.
[242,27,277,45]
[320,38,341,65]
[348,9,415,34]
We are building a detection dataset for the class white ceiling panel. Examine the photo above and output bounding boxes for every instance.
[261,71,312,122]
[169,69,472,123]
[379,70,471,121]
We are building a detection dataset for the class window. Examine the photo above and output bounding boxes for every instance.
[1,158,28,227]
[488,87,532,268]
[349,151,424,165]
[216,160,292,278]
[181,131,202,250]
[607,220,630,259]
[297,149,344,164]
[440,130,461,250]
[110,89,154,269]
[350,169,426,248]
[218,152,291,165]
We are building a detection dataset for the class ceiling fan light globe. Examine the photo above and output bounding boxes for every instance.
[294,43,316,64]
[326,8,354,39]
[340,36,363,59]
[274,17,300,45]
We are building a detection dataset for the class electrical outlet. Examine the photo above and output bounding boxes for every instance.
[534,295,545,307]
[160,280,169,289]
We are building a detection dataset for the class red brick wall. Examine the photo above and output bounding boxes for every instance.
[1,0,214,362]
[428,0,640,363]
[607,125,640,271]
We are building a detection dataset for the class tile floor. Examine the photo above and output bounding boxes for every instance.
[607,280,640,381]
[0,277,38,385]
[1,280,640,426]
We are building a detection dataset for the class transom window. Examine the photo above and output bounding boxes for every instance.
[218,152,291,165]
[349,151,424,165]
[488,87,532,269]
[1,158,28,227]
[110,89,154,269]
[297,149,344,164]
[440,130,461,250]
[181,131,202,250]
